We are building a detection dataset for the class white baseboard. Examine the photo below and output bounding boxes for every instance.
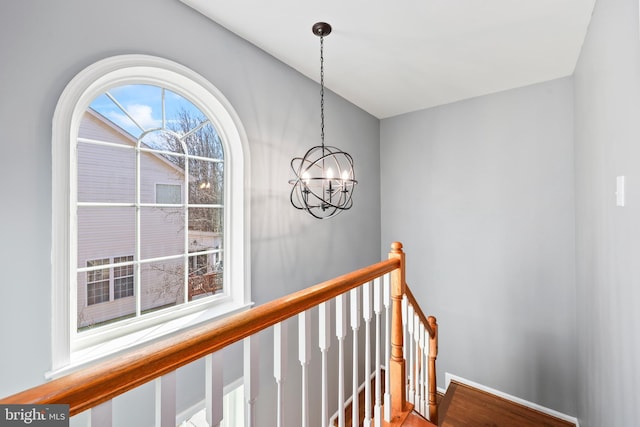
[444,373,579,427]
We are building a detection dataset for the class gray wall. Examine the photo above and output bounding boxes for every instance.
[380,77,577,415]
[7,0,640,425]
[574,0,640,425]
[0,0,380,425]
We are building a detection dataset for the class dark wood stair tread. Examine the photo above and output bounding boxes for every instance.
[439,381,575,427]
[402,411,438,426]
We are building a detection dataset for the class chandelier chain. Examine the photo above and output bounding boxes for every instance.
[320,34,325,148]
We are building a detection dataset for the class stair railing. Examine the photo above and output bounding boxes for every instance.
[403,285,438,422]
[0,242,438,427]
[386,243,439,425]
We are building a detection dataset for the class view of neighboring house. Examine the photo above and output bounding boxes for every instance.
[76,109,222,329]
[4,1,640,426]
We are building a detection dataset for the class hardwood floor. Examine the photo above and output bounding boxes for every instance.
[402,412,437,427]
[438,381,575,427]
[335,377,574,427]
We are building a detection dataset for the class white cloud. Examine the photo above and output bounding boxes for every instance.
[107,104,161,133]
[128,104,161,129]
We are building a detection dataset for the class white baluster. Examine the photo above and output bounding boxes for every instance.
[274,322,287,427]
[402,296,409,401]
[299,310,311,427]
[402,296,408,362]
[244,336,259,427]
[155,371,176,427]
[350,287,361,427]
[407,304,415,405]
[373,277,383,427]
[363,281,373,427]
[206,353,223,427]
[383,273,391,423]
[319,301,331,427]
[420,324,427,416]
[91,400,112,427]
[349,288,362,426]
[413,313,420,411]
[336,293,347,427]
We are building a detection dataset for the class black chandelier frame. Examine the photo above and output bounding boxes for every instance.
[289,22,357,219]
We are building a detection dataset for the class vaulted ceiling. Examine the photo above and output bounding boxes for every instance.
[180,0,595,119]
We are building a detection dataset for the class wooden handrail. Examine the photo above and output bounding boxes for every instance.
[0,257,400,416]
[405,285,435,338]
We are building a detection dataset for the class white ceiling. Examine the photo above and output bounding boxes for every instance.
[180,0,595,119]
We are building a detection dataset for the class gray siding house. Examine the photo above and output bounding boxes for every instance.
[76,110,222,328]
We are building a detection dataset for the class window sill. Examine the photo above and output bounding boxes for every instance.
[46,300,253,380]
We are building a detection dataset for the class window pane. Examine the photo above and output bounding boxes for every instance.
[140,259,186,313]
[113,255,134,299]
[156,184,182,204]
[189,207,222,234]
[90,85,163,140]
[140,145,184,205]
[86,258,109,306]
[185,122,223,160]
[188,264,222,301]
[139,207,184,260]
[77,207,135,268]
[78,141,135,203]
[77,260,136,331]
[188,232,223,302]
[87,281,109,306]
[141,129,184,155]
[189,158,223,205]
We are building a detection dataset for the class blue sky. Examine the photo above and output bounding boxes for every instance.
[90,84,205,139]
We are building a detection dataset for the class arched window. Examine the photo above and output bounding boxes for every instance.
[51,55,250,374]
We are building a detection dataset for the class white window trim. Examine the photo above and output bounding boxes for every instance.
[51,55,251,376]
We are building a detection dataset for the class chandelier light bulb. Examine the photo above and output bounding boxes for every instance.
[326,167,334,179]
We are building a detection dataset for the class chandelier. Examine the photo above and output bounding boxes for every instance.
[289,22,357,219]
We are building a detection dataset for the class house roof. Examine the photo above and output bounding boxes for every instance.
[84,108,187,177]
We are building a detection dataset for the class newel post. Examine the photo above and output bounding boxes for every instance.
[388,242,407,416]
[428,315,439,423]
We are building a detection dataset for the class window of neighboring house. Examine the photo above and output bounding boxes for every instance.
[51,55,251,375]
[86,258,110,305]
[156,183,182,204]
[85,256,134,306]
[113,255,134,299]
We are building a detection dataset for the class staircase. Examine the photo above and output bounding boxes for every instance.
[342,379,576,426]
[0,241,576,427]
